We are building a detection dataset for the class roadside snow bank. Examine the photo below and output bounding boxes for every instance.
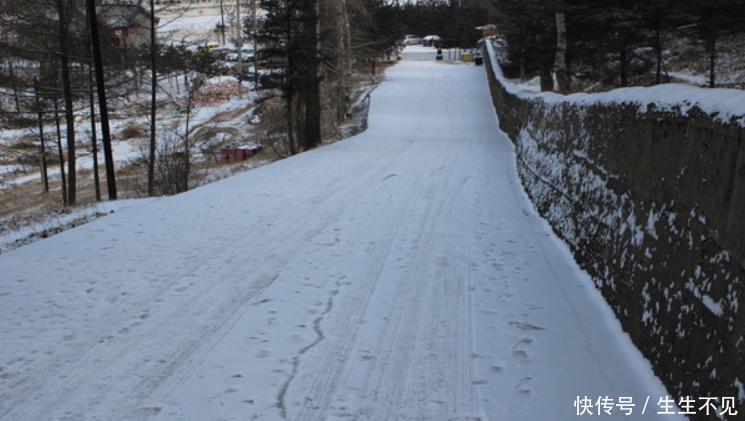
[0,199,156,253]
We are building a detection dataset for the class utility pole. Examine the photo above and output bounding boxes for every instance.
[86,0,117,200]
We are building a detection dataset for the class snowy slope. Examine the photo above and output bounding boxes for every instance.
[0,61,682,420]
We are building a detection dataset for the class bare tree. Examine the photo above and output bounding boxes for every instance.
[33,78,49,192]
[85,0,117,199]
[54,0,77,204]
[53,95,68,207]
[554,11,570,92]
[148,0,157,196]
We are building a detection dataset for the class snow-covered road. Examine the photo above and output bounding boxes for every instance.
[0,61,681,420]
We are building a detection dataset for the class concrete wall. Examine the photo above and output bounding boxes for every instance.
[483,49,745,418]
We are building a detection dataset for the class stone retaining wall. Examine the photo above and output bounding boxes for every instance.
[483,46,744,419]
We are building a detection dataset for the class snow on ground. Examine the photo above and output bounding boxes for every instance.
[160,14,223,33]
[486,42,745,126]
[3,138,141,189]
[401,45,437,61]
[158,10,266,47]
[508,75,542,93]
[0,89,255,191]
[668,71,709,87]
[159,14,225,44]
[0,59,682,420]
[0,199,157,254]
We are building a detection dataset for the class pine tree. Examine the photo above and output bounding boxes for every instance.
[253,0,321,153]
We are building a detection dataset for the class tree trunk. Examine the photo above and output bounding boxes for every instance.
[302,0,321,150]
[554,11,570,92]
[89,66,101,201]
[54,97,68,207]
[86,0,117,200]
[286,93,297,156]
[148,0,157,197]
[184,86,192,193]
[85,6,101,201]
[539,64,552,92]
[251,0,259,85]
[654,7,663,84]
[220,0,226,45]
[10,61,21,112]
[519,50,526,80]
[708,35,717,88]
[235,0,243,94]
[655,30,662,84]
[34,79,49,193]
[334,0,352,123]
[56,0,76,205]
[619,48,628,87]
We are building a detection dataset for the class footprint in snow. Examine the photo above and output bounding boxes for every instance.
[509,321,545,331]
[512,338,533,363]
[516,377,533,396]
[132,407,162,416]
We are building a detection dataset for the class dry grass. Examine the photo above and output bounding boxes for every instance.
[119,122,147,140]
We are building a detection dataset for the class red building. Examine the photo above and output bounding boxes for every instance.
[220,144,264,164]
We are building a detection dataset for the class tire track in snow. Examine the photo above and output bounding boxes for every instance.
[276,285,338,418]
[1,129,415,421]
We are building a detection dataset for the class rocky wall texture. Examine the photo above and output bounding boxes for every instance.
[484,47,744,420]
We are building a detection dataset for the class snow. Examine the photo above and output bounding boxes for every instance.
[160,15,223,33]
[401,45,437,61]
[486,42,745,126]
[510,76,542,93]
[0,90,256,191]
[205,75,240,85]
[700,295,724,317]
[0,199,157,253]
[158,11,266,48]
[0,60,681,420]
[668,71,709,87]
[3,138,141,189]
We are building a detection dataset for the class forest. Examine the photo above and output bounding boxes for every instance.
[490,0,745,91]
